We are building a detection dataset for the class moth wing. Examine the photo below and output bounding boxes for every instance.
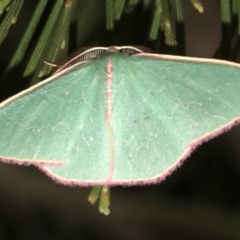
[0,59,110,183]
[111,54,240,184]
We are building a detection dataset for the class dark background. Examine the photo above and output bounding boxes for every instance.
[0,0,239,239]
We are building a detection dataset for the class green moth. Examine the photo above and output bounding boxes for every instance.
[0,46,240,214]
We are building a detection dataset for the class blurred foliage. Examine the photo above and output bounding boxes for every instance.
[0,0,240,99]
[0,0,240,239]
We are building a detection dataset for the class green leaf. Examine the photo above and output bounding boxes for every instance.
[0,0,48,100]
[105,0,114,30]
[88,186,110,215]
[88,186,102,204]
[0,0,24,44]
[0,0,11,14]
[149,0,162,40]
[114,0,125,20]
[190,0,204,13]
[38,0,73,79]
[23,0,65,85]
[99,186,110,215]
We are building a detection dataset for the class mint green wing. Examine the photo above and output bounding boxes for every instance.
[0,59,110,183]
[109,54,240,184]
